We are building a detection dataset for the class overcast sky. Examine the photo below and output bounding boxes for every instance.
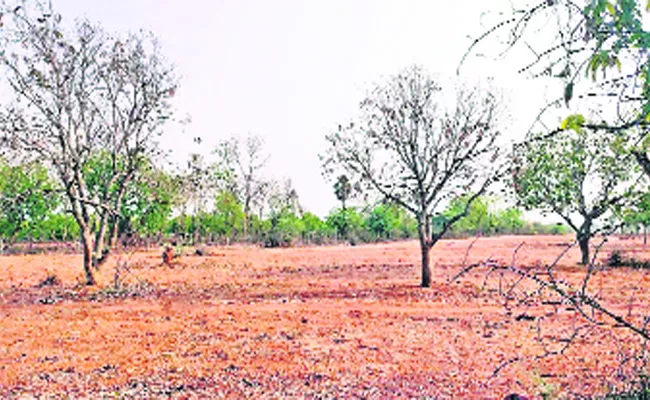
[49,0,557,217]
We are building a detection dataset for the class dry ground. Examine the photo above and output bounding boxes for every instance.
[1,235,650,399]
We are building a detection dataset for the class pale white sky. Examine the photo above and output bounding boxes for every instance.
[49,0,558,217]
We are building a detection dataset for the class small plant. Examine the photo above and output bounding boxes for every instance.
[604,374,650,399]
[36,271,61,288]
[94,280,155,300]
[607,250,650,270]
[608,250,625,267]
[89,254,156,300]
[532,372,558,400]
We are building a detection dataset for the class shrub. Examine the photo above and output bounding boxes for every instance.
[607,250,650,269]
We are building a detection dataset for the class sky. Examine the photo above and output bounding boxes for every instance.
[47,0,558,217]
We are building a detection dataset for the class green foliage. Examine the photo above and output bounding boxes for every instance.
[0,159,59,242]
[265,208,304,247]
[513,124,639,264]
[618,192,650,231]
[121,164,182,238]
[365,203,417,240]
[444,195,492,235]
[212,191,245,239]
[301,212,323,234]
[513,127,634,228]
[494,208,526,234]
[83,151,127,202]
[560,114,586,132]
[0,159,574,247]
[300,212,327,242]
[437,194,563,237]
[41,213,80,241]
[326,207,364,240]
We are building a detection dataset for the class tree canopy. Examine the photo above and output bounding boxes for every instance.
[322,66,506,287]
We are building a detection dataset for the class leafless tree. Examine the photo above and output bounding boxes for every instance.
[179,153,216,244]
[453,237,650,395]
[267,177,303,216]
[214,134,271,235]
[0,4,177,284]
[322,66,506,287]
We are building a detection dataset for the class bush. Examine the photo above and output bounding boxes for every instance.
[608,250,625,267]
[365,203,417,241]
[325,207,364,241]
[606,250,650,269]
[36,272,61,288]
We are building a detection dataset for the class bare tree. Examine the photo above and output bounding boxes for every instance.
[180,153,215,244]
[214,134,271,234]
[453,238,650,394]
[0,4,177,284]
[268,177,303,216]
[322,66,505,287]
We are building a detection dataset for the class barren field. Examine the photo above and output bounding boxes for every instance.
[1,235,650,399]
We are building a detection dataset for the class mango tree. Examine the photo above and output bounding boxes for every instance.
[513,117,641,264]
[322,66,505,287]
[462,0,650,177]
[0,4,177,284]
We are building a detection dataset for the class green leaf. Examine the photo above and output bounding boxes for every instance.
[606,2,616,15]
[561,114,585,132]
[614,56,622,71]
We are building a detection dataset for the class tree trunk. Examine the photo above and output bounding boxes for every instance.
[109,215,120,248]
[81,230,96,285]
[644,225,647,247]
[94,215,120,270]
[420,238,431,288]
[578,235,590,265]
[93,213,109,269]
[418,215,432,288]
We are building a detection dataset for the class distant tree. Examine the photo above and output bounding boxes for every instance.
[365,202,415,240]
[267,178,302,216]
[443,194,492,236]
[266,208,304,247]
[0,159,58,244]
[322,66,505,287]
[333,175,352,210]
[493,207,525,234]
[618,192,650,245]
[513,120,640,264]
[300,212,324,242]
[181,153,215,243]
[214,134,271,235]
[42,213,80,242]
[212,191,245,242]
[325,207,364,241]
[0,5,177,284]
[121,163,182,240]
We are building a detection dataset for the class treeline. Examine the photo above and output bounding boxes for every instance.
[0,156,566,248]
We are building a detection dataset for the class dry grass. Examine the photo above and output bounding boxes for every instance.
[1,235,649,398]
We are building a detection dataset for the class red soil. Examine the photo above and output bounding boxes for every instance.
[1,235,649,398]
